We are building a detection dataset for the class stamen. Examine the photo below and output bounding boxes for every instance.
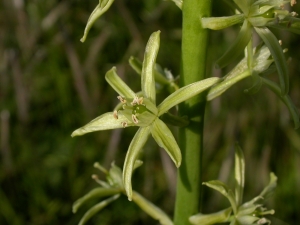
[291,0,297,7]
[121,122,128,127]
[117,96,126,103]
[138,97,144,104]
[113,110,118,119]
[132,114,139,124]
[279,40,282,45]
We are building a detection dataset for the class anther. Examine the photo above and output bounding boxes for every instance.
[113,110,118,119]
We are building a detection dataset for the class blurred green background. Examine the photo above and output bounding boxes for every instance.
[0,0,299,224]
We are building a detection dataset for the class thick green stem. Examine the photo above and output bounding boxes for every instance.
[174,0,211,224]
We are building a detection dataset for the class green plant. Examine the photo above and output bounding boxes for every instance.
[71,0,300,224]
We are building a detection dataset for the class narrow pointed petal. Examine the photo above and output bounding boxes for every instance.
[234,143,245,206]
[233,0,250,14]
[141,31,161,104]
[80,0,115,42]
[157,77,220,116]
[105,67,136,98]
[77,194,120,225]
[201,14,244,30]
[203,180,237,214]
[216,20,252,69]
[71,112,133,137]
[123,127,151,201]
[151,119,181,167]
[132,191,173,225]
[259,172,278,199]
[129,56,170,85]
[207,70,251,101]
[189,208,232,225]
[261,77,299,129]
[255,27,289,95]
[73,188,121,213]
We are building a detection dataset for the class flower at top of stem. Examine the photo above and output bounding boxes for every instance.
[72,30,220,200]
[201,0,300,95]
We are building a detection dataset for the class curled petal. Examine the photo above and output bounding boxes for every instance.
[151,118,181,167]
[255,27,289,95]
[158,77,220,116]
[132,191,173,225]
[141,31,161,104]
[77,194,120,225]
[80,0,115,42]
[73,188,121,213]
[201,14,244,30]
[189,208,232,225]
[105,67,136,99]
[123,127,151,200]
[203,180,237,214]
[216,20,252,69]
[71,112,133,137]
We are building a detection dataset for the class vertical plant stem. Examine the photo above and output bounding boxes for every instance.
[174,0,211,224]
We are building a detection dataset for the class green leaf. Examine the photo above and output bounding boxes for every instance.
[157,77,220,116]
[216,19,252,68]
[189,208,232,225]
[201,14,245,30]
[255,27,289,95]
[203,180,237,214]
[105,67,136,99]
[234,143,245,206]
[123,127,151,200]
[207,70,251,101]
[141,31,161,104]
[132,191,174,225]
[80,0,115,42]
[73,187,121,213]
[261,77,300,129]
[151,118,181,167]
[71,112,133,137]
[78,194,120,225]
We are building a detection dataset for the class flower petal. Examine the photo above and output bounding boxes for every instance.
[157,77,220,116]
[255,27,289,95]
[203,180,237,214]
[261,77,299,129]
[141,31,161,104]
[207,70,251,101]
[151,118,181,167]
[105,67,136,99]
[201,14,245,30]
[216,19,252,69]
[189,208,232,225]
[123,127,151,201]
[73,188,121,213]
[132,191,173,225]
[234,143,245,206]
[80,0,115,42]
[77,194,120,225]
[71,112,133,137]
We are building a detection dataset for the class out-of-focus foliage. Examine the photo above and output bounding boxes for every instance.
[0,0,299,225]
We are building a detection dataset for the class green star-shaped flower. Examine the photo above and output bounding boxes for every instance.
[72,31,220,200]
[201,0,300,95]
[189,144,277,225]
